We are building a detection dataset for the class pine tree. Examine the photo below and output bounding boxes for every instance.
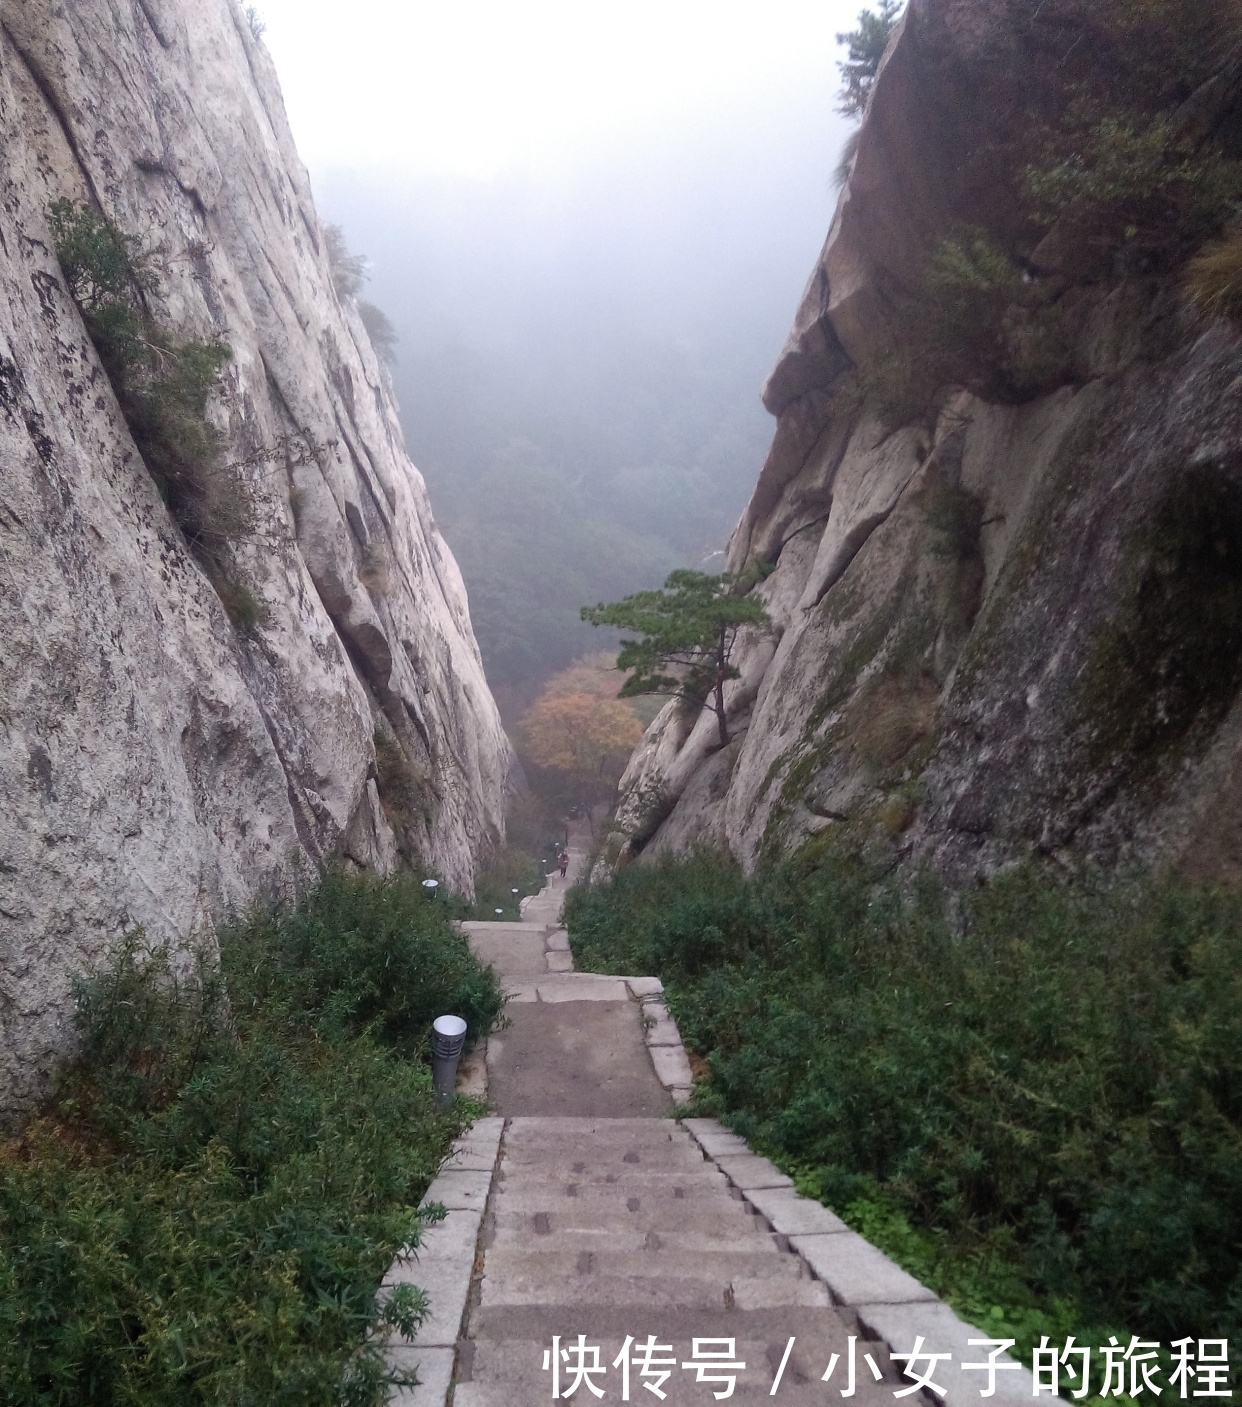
[581,570,770,749]
[836,1,903,119]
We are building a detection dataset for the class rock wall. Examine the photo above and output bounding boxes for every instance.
[611,0,1242,886]
[0,0,510,1124]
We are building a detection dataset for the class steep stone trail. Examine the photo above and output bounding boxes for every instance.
[382,856,1045,1407]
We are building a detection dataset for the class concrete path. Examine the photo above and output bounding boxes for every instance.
[381,845,1045,1407]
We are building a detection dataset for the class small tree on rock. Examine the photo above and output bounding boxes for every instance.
[836,0,902,119]
[581,570,770,750]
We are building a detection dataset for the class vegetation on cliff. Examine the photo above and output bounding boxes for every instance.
[0,870,502,1406]
[567,850,1242,1383]
[49,201,243,567]
[835,0,1242,428]
[583,570,771,748]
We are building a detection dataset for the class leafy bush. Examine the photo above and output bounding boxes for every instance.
[49,200,247,569]
[566,850,1242,1375]
[835,0,902,119]
[324,224,368,300]
[0,868,502,1406]
[1025,111,1242,276]
[373,727,424,838]
[214,577,270,636]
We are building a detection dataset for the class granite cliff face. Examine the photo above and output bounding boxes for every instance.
[0,0,510,1124]
[611,0,1242,885]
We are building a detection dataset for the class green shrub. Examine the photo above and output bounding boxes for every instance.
[358,301,398,364]
[49,200,247,569]
[215,577,270,636]
[373,727,424,835]
[1025,111,1242,276]
[0,868,502,1406]
[851,228,1071,425]
[566,850,1242,1377]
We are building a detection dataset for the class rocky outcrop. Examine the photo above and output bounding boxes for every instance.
[610,0,1242,886]
[0,0,510,1125]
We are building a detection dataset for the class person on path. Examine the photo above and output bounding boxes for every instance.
[558,849,569,879]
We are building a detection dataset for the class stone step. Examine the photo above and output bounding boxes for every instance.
[479,1270,832,1311]
[487,1227,783,1256]
[501,1115,698,1147]
[490,1192,765,1237]
[496,1171,730,1201]
[497,1144,717,1174]
[456,1329,899,1407]
[479,1247,809,1286]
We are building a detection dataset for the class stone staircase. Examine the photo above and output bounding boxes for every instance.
[455,1115,896,1405]
[381,848,1046,1407]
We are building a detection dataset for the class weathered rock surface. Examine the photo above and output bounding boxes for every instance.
[0,0,510,1124]
[610,0,1242,885]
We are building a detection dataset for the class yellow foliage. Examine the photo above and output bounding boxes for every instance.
[1186,229,1242,324]
[539,652,628,702]
[519,690,643,777]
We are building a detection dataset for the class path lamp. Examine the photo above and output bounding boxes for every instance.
[421,878,439,900]
[431,1015,467,1109]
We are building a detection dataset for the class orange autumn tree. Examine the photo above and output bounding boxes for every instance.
[517,655,644,808]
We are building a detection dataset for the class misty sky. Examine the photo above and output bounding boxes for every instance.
[250,0,865,706]
[256,0,865,181]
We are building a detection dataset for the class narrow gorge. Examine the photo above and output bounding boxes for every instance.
[0,0,510,1126]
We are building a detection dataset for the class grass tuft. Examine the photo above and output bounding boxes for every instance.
[1186,228,1242,324]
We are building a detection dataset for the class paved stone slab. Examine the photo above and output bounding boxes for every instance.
[385,1345,455,1404]
[791,1231,937,1305]
[451,1116,504,1158]
[385,1209,482,1272]
[680,1118,729,1136]
[488,1002,671,1117]
[480,1246,803,1286]
[499,980,539,1003]
[715,1153,794,1190]
[458,1328,899,1406]
[465,929,548,976]
[481,1269,830,1311]
[535,976,629,1002]
[855,1299,1037,1407]
[643,1001,684,1046]
[649,1043,693,1089]
[745,1186,849,1235]
[626,976,664,999]
[488,1227,787,1256]
[491,1189,747,1236]
[545,949,574,972]
[502,1116,695,1150]
[421,1168,494,1212]
[462,920,539,932]
[384,1210,482,1349]
[546,929,571,951]
[685,1127,751,1158]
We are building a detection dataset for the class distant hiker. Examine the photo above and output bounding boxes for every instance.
[558,850,569,879]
